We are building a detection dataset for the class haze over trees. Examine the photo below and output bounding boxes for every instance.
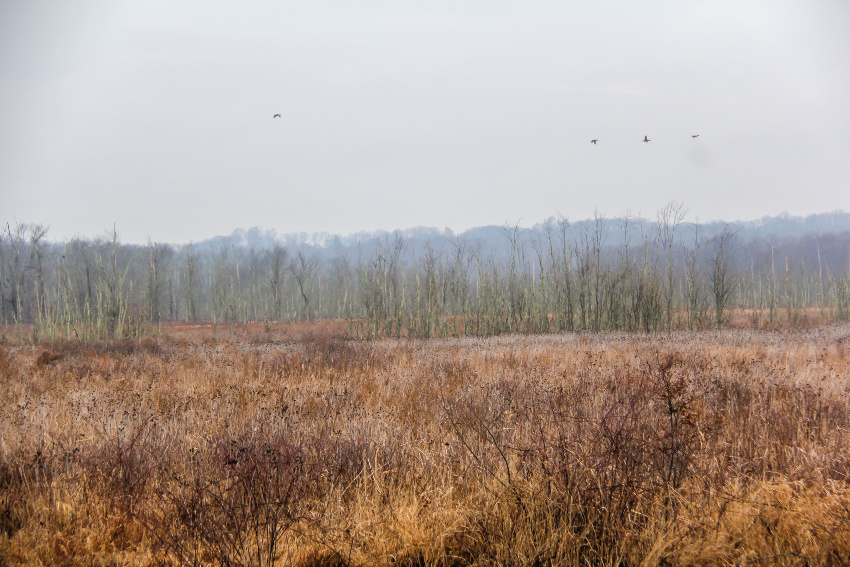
[2,207,849,340]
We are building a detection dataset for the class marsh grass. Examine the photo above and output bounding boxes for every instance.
[0,324,849,565]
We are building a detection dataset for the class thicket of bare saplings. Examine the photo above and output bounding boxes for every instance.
[2,207,850,341]
[1,324,849,565]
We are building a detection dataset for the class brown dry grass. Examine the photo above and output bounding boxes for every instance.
[1,324,849,566]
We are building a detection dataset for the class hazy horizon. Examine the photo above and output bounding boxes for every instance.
[4,206,849,248]
[3,2,849,244]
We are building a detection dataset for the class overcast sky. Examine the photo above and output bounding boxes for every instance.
[2,1,849,244]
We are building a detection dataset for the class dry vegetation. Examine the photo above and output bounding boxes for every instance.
[1,322,849,566]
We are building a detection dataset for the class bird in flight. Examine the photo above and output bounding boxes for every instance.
[692,134,700,138]
[643,136,651,143]
[273,114,281,118]
[591,139,598,145]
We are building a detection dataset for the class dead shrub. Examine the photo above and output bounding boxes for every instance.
[33,348,61,368]
[302,334,372,372]
[0,347,16,379]
[137,427,376,567]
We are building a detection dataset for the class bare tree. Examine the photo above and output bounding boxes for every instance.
[267,244,288,321]
[147,240,161,323]
[612,213,635,330]
[185,244,198,322]
[683,222,707,330]
[501,222,530,333]
[28,224,50,336]
[0,227,6,323]
[657,202,687,331]
[551,216,574,331]
[290,251,317,321]
[101,226,123,338]
[710,225,738,329]
[3,222,29,323]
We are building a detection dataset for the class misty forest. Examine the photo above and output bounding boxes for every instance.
[2,206,849,341]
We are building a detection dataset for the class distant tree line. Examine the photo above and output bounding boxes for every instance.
[2,205,849,340]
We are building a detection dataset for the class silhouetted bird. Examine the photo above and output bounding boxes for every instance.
[692,134,700,138]
[643,136,650,143]
[273,114,281,118]
[591,139,598,145]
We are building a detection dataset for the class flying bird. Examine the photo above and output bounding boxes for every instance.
[643,136,650,143]
[692,134,700,138]
[273,114,281,118]
[591,139,598,145]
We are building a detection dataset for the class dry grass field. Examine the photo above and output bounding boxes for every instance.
[1,322,849,566]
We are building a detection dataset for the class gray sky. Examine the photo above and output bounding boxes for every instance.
[2,1,849,244]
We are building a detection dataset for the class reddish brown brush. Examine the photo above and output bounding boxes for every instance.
[1,324,849,565]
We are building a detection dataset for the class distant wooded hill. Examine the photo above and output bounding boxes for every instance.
[195,210,850,258]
